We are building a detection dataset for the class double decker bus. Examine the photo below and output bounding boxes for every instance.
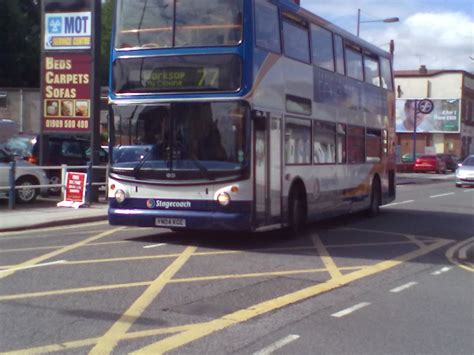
[108,0,396,232]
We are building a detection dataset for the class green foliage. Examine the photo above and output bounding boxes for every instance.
[101,0,115,86]
[0,0,115,88]
[0,0,41,87]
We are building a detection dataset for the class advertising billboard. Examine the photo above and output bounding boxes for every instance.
[396,99,460,133]
[42,53,92,133]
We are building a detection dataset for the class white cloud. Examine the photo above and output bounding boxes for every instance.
[364,12,474,71]
[301,1,474,72]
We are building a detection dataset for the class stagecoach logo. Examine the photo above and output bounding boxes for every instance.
[149,200,192,209]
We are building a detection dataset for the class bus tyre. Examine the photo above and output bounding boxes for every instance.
[366,178,381,217]
[15,177,39,204]
[288,188,306,234]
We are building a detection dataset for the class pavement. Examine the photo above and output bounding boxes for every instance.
[0,201,108,232]
[0,173,457,233]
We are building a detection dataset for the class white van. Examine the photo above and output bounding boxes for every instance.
[0,119,19,144]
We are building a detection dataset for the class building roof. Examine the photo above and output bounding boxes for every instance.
[395,66,474,79]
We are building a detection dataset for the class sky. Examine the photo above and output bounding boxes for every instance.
[301,0,474,72]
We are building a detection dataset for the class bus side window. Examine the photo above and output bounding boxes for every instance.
[313,120,336,164]
[366,128,382,163]
[285,117,311,165]
[311,24,334,72]
[255,0,281,53]
[364,54,381,87]
[380,57,394,91]
[336,123,347,163]
[345,45,363,81]
[347,125,365,164]
[334,35,345,75]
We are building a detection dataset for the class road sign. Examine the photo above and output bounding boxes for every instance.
[417,99,434,114]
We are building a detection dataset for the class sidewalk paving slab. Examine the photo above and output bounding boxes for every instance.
[0,204,108,233]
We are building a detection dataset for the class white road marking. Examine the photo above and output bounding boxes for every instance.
[429,192,455,198]
[381,200,414,208]
[331,302,371,318]
[431,266,452,275]
[458,242,473,260]
[463,189,474,193]
[253,335,300,355]
[390,281,418,293]
[143,243,167,249]
[0,260,67,273]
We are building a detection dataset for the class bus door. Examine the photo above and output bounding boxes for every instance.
[253,112,282,227]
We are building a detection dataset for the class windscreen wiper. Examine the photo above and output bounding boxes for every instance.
[133,145,159,177]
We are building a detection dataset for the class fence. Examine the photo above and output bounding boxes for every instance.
[0,161,108,209]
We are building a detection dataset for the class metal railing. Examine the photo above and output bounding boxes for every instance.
[0,161,109,209]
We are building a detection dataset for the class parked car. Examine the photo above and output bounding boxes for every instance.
[0,119,18,144]
[4,134,108,194]
[414,155,447,174]
[401,153,422,163]
[0,147,49,203]
[437,154,459,172]
[455,155,474,188]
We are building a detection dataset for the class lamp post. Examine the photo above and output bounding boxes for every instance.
[357,9,399,37]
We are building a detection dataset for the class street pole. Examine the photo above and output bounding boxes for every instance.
[412,100,418,162]
[357,9,361,36]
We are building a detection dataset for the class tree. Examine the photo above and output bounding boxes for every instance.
[0,0,41,87]
[100,0,115,86]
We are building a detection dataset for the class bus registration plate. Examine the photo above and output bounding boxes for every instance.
[155,218,186,228]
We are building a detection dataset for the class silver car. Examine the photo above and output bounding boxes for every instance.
[0,148,49,203]
[455,155,474,188]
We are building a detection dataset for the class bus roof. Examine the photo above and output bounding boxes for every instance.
[278,0,392,59]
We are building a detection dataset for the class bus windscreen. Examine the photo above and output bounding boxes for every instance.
[113,54,241,94]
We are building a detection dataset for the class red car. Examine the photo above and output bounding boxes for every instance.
[414,155,447,174]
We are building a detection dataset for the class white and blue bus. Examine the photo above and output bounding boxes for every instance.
[108,0,397,232]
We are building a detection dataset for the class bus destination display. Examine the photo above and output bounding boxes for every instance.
[144,67,220,91]
[113,54,241,94]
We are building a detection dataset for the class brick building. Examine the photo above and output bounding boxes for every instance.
[395,67,474,160]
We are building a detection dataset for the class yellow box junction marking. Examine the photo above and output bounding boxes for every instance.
[0,227,124,281]
[311,234,342,279]
[133,237,452,354]
[446,237,474,272]
[0,232,453,354]
[89,245,197,355]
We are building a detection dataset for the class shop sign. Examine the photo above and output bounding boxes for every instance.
[42,53,91,133]
[44,12,91,50]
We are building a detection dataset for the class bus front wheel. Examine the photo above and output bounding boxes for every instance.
[288,187,306,234]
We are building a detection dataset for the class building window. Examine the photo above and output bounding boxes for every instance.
[0,92,6,108]
[285,117,312,165]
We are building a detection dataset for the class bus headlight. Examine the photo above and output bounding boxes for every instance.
[217,192,231,206]
[115,189,126,204]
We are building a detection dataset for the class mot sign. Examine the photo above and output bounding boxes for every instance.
[57,172,87,209]
[45,12,92,50]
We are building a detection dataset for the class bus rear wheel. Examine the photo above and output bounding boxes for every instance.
[288,187,306,234]
[366,178,381,217]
